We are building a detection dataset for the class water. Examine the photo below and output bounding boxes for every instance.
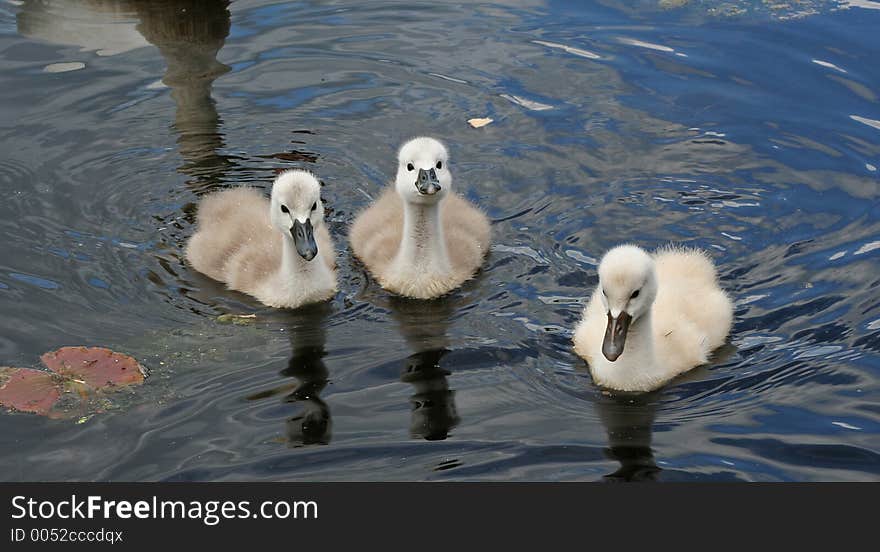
[0,0,878,482]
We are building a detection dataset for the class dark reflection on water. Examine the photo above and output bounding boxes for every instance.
[402,349,459,441]
[246,303,333,447]
[0,0,879,481]
[129,0,234,195]
[389,297,461,441]
[596,393,661,482]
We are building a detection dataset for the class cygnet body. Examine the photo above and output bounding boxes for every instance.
[185,170,337,308]
[573,245,733,392]
[350,137,490,299]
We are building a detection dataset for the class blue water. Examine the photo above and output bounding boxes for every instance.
[0,0,878,481]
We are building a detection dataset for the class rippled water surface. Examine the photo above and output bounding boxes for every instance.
[1,0,879,481]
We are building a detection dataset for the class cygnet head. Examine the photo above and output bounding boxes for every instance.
[395,137,451,205]
[270,170,326,261]
[596,245,658,362]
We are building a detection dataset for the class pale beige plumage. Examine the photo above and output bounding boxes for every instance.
[573,245,733,392]
[350,137,490,299]
[185,170,337,309]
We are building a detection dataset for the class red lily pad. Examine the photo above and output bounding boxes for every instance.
[41,347,146,389]
[1,347,147,418]
[0,367,62,416]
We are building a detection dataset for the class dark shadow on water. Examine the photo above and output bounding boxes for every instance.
[595,391,662,482]
[388,297,460,441]
[246,303,333,447]
[591,342,741,481]
[401,348,458,441]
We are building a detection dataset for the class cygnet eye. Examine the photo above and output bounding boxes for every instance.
[280,204,289,214]
[407,163,414,171]
[311,202,317,212]
[436,161,443,169]
[631,289,640,299]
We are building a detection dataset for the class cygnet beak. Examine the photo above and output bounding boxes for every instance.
[415,167,441,195]
[602,311,632,362]
[291,219,318,261]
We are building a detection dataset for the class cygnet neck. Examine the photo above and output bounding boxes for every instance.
[395,197,451,274]
[280,230,328,280]
[624,309,656,364]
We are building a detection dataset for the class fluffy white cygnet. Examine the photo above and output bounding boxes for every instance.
[573,245,733,392]
[185,170,337,309]
[349,137,490,299]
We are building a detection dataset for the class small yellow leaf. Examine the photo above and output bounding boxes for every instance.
[467,117,494,128]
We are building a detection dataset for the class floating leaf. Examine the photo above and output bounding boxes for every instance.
[1,347,147,419]
[41,347,146,389]
[0,367,62,416]
[467,117,494,128]
[217,313,257,325]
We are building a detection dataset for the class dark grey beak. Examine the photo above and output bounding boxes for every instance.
[602,311,632,362]
[415,167,441,195]
[291,219,318,261]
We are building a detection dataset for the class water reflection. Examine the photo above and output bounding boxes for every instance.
[18,0,272,194]
[595,392,661,482]
[133,0,234,193]
[246,303,333,447]
[388,297,460,441]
